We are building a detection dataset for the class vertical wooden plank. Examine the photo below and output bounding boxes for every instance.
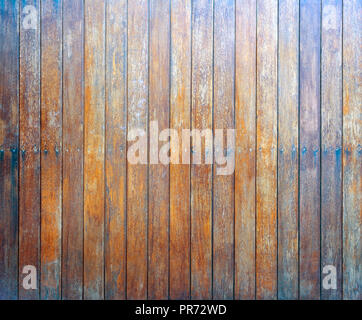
[127,0,148,300]
[299,0,321,300]
[40,0,62,300]
[148,0,170,300]
[235,0,256,300]
[342,0,361,300]
[213,0,234,300]
[256,0,278,300]
[0,0,19,300]
[321,0,342,300]
[278,0,299,300]
[191,0,213,300]
[105,0,127,300]
[84,0,105,300]
[170,0,191,300]
[62,0,84,300]
[19,0,40,300]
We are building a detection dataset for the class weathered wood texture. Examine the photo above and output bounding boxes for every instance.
[40,0,62,300]
[0,0,19,300]
[84,0,105,300]
[321,0,342,300]
[126,0,148,300]
[213,0,235,300]
[299,0,321,300]
[148,0,170,300]
[170,0,191,300]
[62,0,84,300]
[256,0,278,300]
[342,0,361,300]
[0,0,360,300]
[278,0,299,300]
[105,0,127,300]
[235,0,256,300]
[191,0,213,300]
[19,0,41,300]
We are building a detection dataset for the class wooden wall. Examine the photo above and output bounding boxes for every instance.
[0,0,360,300]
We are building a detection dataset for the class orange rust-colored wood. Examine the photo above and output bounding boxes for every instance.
[1,0,360,301]
[62,0,84,300]
[148,0,171,300]
[256,0,278,300]
[170,0,191,300]
[191,0,213,300]
[127,0,149,300]
[278,0,299,300]
[213,0,235,300]
[40,0,62,300]
[84,0,105,300]
[19,0,41,300]
[105,0,127,300]
[235,0,256,300]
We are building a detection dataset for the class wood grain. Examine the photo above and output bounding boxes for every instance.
[299,0,321,300]
[127,0,148,300]
[84,0,105,300]
[170,0,191,300]
[342,0,361,300]
[105,0,127,300]
[0,0,360,301]
[148,0,170,300]
[191,0,213,300]
[0,0,19,300]
[321,0,342,300]
[235,0,256,300]
[213,0,235,300]
[277,0,299,300]
[19,0,40,300]
[256,0,278,300]
[40,0,62,300]
[62,0,84,300]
